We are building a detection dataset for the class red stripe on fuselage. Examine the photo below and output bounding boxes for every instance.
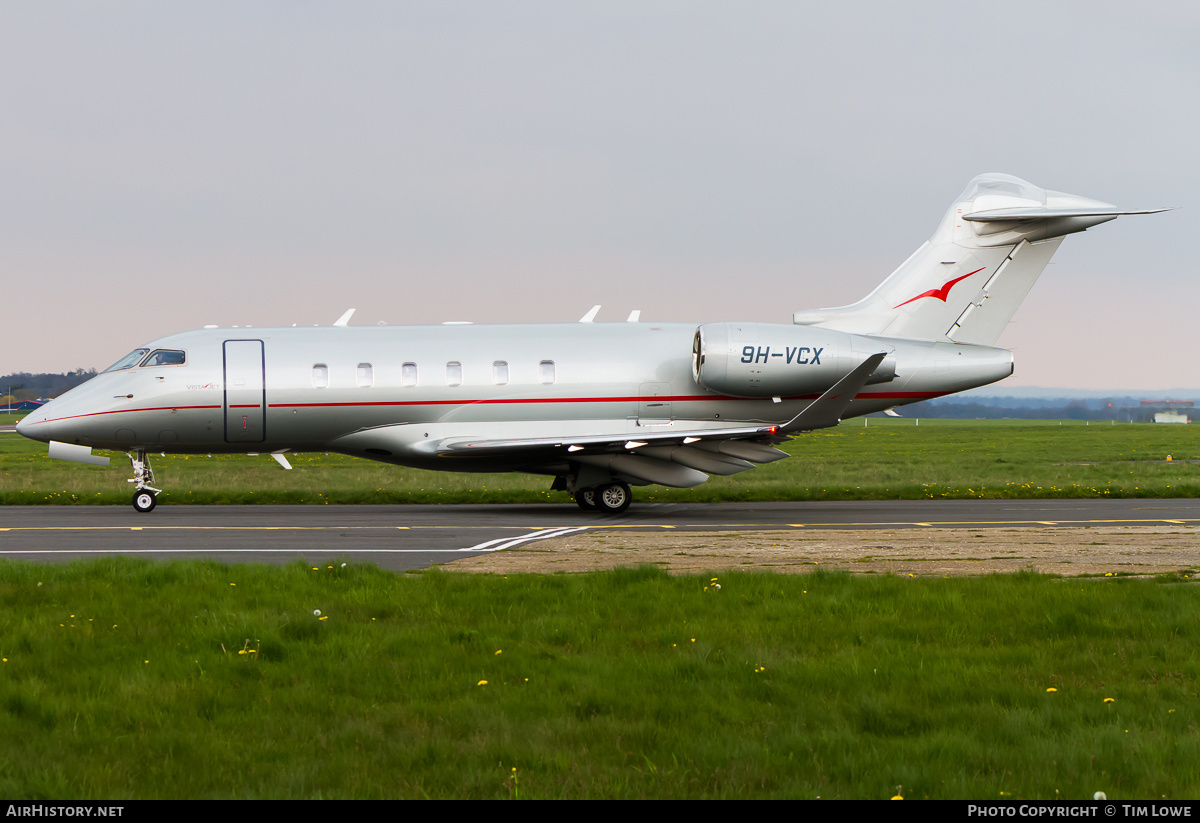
[27,405,223,425]
[28,391,951,426]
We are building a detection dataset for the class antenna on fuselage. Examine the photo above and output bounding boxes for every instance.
[626,310,641,322]
[333,308,356,326]
[579,305,600,323]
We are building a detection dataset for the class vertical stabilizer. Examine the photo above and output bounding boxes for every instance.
[792,174,1164,345]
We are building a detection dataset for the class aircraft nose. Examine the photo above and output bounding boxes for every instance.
[15,404,52,441]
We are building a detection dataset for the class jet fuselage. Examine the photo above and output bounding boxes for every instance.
[18,321,1011,473]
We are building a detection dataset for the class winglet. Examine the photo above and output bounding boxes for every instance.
[579,305,601,323]
[333,308,356,327]
[781,352,887,433]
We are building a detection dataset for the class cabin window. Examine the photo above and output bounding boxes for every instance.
[142,349,186,367]
[402,362,418,387]
[357,363,374,388]
[102,349,149,373]
[492,361,508,385]
[539,360,556,384]
[312,364,329,388]
[446,361,462,386]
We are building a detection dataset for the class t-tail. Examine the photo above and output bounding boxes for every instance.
[793,173,1166,345]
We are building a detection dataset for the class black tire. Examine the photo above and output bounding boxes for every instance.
[594,481,632,514]
[575,489,597,511]
[132,490,157,513]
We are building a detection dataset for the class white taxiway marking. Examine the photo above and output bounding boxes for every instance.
[462,526,590,552]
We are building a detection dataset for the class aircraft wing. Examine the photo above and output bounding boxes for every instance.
[435,424,790,488]
[434,352,889,488]
[435,424,785,456]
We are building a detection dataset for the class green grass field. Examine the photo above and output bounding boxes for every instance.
[0,559,1196,799]
[2,418,1197,504]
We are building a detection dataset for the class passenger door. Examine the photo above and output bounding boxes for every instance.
[223,339,265,443]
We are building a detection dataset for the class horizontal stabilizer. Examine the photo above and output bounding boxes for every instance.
[782,352,886,433]
[963,207,1168,221]
[48,440,110,467]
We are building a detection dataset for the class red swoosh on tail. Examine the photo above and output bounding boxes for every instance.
[893,267,985,309]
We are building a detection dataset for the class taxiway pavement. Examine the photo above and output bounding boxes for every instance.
[2,499,1198,571]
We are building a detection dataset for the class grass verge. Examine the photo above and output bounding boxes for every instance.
[1,559,1197,798]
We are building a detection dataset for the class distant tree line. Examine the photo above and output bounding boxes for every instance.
[0,370,98,401]
[902,398,1165,422]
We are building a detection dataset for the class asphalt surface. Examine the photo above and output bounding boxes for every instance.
[2,499,1199,571]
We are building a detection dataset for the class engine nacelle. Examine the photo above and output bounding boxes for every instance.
[692,322,896,398]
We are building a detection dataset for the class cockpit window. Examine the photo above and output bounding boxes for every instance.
[142,349,186,367]
[102,349,150,373]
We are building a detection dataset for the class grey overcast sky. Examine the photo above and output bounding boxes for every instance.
[1,1,1195,389]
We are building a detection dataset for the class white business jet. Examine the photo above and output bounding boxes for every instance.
[18,174,1163,513]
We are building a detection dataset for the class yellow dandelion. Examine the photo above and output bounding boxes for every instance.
[238,650,246,655]
[495,650,502,655]
[1104,697,1115,703]
[477,680,488,686]
[1046,688,1057,693]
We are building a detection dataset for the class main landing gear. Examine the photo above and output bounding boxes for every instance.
[128,449,161,513]
[572,480,632,515]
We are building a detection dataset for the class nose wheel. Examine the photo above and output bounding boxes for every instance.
[127,449,162,513]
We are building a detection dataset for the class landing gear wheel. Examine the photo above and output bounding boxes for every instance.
[575,489,597,511]
[132,490,157,513]
[594,481,632,515]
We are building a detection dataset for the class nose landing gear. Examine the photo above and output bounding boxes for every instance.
[127,449,161,513]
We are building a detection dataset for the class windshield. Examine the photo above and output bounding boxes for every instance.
[102,349,150,373]
[142,349,186,367]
